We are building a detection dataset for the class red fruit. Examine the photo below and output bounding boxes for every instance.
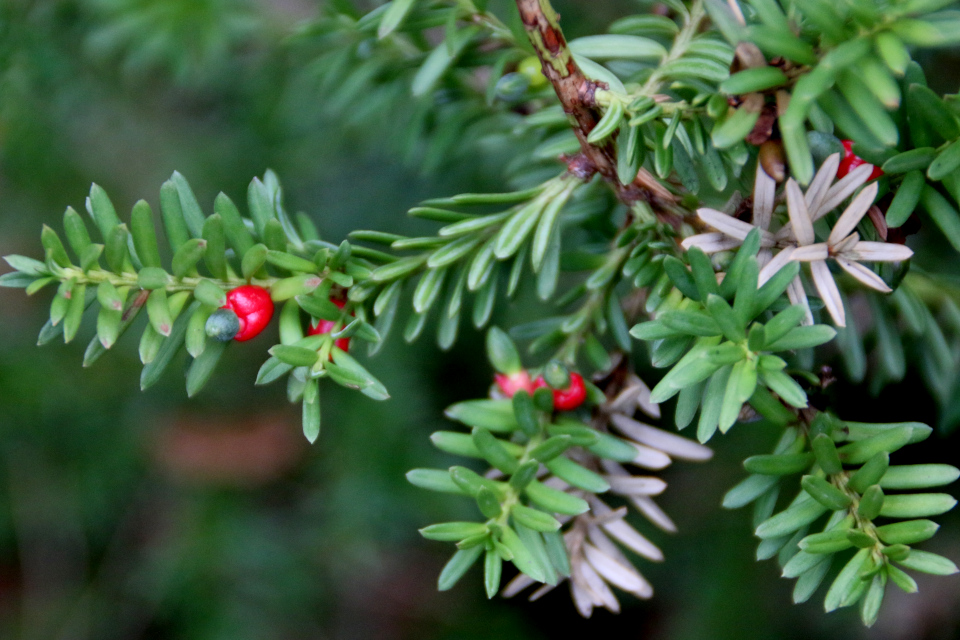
[495,370,534,398]
[222,285,274,342]
[837,140,883,181]
[533,372,587,411]
[307,297,351,352]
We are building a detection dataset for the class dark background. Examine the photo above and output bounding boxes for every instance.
[1,1,959,638]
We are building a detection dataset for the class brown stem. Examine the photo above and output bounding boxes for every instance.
[514,0,650,205]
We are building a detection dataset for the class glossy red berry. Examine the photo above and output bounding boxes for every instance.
[495,370,534,398]
[533,372,587,411]
[222,285,274,342]
[837,140,883,181]
[307,297,351,352]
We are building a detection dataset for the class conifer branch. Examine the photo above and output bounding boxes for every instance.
[513,0,646,207]
[513,0,614,178]
[514,0,704,223]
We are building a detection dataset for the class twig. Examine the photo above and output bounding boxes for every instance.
[513,0,625,196]
[514,0,696,219]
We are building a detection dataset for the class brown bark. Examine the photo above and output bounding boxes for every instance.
[514,0,681,217]
[513,1,620,187]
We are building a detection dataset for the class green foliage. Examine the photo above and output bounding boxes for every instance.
[412,328,711,610]
[84,0,264,85]
[631,229,833,442]
[4,171,389,441]
[3,0,960,630]
[349,176,586,352]
[288,0,541,178]
[725,418,959,626]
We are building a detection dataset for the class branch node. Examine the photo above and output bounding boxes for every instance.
[578,80,606,108]
[561,153,598,181]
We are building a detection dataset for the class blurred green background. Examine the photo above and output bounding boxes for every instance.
[1,1,959,639]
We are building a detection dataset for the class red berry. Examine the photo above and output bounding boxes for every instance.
[837,140,883,181]
[533,372,587,411]
[222,285,274,342]
[495,370,534,398]
[307,297,351,352]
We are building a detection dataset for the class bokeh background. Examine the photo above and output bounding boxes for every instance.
[1,1,960,638]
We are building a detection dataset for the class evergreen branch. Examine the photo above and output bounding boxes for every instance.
[547,201,662,367]
[293,0,540,179]
[4,172,389,438]
[7,0,960,627]
[411,327,713,609]
[726,411,959,626]
[349,173,587,351]
[40,264,281,295]
[512,0,737,222]
[513,0,654,207]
